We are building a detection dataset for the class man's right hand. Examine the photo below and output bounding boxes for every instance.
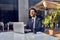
[24,29,31,32]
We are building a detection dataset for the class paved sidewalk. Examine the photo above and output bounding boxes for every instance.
[44,28,60,38]
[0,32,59,40]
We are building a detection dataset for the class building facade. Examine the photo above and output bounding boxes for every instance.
[0,0,60,23]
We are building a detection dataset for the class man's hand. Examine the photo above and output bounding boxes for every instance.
[24,29,31,32]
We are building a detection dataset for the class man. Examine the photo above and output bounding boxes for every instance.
[25,8,44,33]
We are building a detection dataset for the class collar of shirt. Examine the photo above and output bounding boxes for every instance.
[32,16,36,20]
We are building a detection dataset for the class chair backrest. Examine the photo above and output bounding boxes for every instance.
[0,22,4,26]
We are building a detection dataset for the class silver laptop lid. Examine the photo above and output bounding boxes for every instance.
[13,22,24,34]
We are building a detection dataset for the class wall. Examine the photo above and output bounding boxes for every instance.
[18,0,28,24]
[0,0,18,23]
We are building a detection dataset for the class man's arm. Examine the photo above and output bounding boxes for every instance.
[24,19,31,32]
[38,18,45,32]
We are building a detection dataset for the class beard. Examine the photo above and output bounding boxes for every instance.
[31,14,36,17]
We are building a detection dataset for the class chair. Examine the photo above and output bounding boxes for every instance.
[7,22,14,31]
[0,22,4,31]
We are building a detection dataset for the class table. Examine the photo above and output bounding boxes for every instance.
[0,32,60,40]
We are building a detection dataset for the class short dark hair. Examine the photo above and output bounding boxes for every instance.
[29,8,37,18]
[29,8,37,13]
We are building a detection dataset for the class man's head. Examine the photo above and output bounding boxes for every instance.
[29,8,37,17]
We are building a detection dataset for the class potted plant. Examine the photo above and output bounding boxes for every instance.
[48,20,54,36]
[42,8,60,35]
[42,2,60,36]
[42,14,55,35]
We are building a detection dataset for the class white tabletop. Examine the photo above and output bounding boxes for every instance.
[0,32,59,40]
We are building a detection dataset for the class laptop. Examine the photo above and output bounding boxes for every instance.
[13,22,25,34]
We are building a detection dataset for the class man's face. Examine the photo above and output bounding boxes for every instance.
[30,10,36,17]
